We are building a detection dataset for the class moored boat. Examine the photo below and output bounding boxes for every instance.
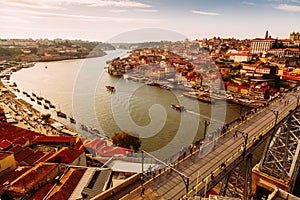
[70,117,76,124]
[44,104,49,110]
[44,99,51,104]
[80,124,89,131]
[56,110,67,118]
[37,101,42,105]
[106,85,115,92]
[171,104,186,112]
[89,127,101,135]
[36,96,44,101]
[49,104,55,109]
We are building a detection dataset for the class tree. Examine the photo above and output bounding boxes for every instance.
[41,113,51,122]
[111,132,141,152]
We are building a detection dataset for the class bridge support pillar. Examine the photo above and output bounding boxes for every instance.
[252,164,290,198]
[244,154,252,200]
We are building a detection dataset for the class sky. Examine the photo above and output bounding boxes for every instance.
[0,0,300,42]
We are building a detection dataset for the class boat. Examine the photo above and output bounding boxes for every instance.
[56,110,67,118]
[30,97,35,102]
[70,117,76,124]
[32,93,36,97]
[159,84,170,90]
[26,93,30,98]
[171,104,186,112]
[37,101,42,105]
[49,104,55,109]
[89,127,101,135]
[36,96,44,101]
[106,85,115,92]
[44,104,49,110]
[80,124,89,131]
[44,99,51,104]
[22,91,27,95]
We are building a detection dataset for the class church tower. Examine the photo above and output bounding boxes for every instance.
[265,30,269,39]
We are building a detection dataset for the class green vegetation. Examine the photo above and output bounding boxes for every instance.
[111,132,141,152]
[0,47,22,57]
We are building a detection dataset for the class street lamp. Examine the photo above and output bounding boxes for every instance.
[204,120,210,137]
[235,130,248,157]
[268,108,278,127]
[142,150,190,199]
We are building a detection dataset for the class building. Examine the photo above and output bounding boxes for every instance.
[2,163,61,199]
[46,147,86,166]
[290,32,300,41]
[250,38,275,54]
[0,151,17,176]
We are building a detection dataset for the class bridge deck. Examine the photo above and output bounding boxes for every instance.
[102,90,300,200]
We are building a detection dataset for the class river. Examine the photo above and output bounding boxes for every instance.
[9,49,247,153]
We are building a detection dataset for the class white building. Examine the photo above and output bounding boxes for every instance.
[250,38,275,54]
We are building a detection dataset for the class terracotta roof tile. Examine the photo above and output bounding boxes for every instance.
[22,150,45,165]
[0,122,41,145]
[15,147,34,162]
[29,183,54,200]
[7,144,23,154]
[0,139,12,150]
[100,146,133,157]
[0,166,31,195]
[46,147,84,164]
[5,163,59,196]
[48,168,86,200]
[84,138,106,150]
[35,152,54,163]
[33,135,76,143]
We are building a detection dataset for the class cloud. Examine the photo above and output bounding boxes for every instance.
[0,0,153,9]
[0,0,62,10]
[0,7,159,24]
[191,10,222,16]
[135,9,158,12]
[275,4,300,12]
[241,1,256,6]
[108,9,128,13]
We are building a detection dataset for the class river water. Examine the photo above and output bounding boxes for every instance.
[10,50,246,152]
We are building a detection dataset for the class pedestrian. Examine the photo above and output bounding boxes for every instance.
[233,130,237,138]
[220,162,226,170]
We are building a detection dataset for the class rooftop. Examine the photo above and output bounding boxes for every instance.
[0,166,31,195]
[47,168,86,200]
[0,151,14,160]
[0,122,42,145]
[14,147,34,163]
[4,163,59,197]
[33,135,77,144]
[46,147,84,164]
[0,140,12,150]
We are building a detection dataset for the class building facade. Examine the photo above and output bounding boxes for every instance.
[250,38,275,54]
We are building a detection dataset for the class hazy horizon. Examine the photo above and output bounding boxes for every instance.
[0,0,300,42]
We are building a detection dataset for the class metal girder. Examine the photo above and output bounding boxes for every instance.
[260,110,300,188]
[219,155,252,200]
